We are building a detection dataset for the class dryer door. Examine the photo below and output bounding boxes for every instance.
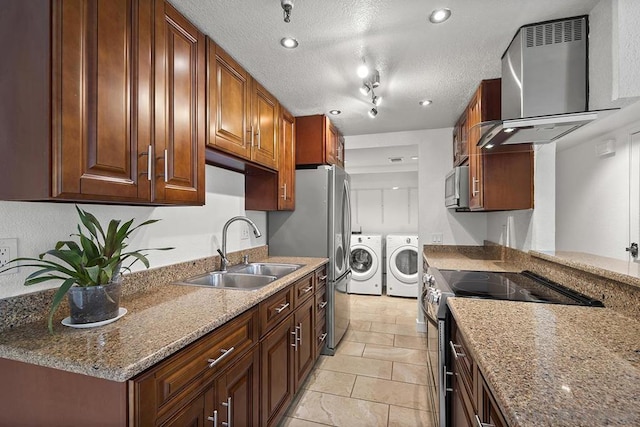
[350,244,379,281]
[389,246,418,283]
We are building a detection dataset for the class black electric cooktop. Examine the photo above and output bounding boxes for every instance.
[438,270,604,307]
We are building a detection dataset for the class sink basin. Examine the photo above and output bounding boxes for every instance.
[232,262,303,278]
[177,272,276,290]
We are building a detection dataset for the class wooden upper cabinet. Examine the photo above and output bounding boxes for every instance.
[295,115,344,167]
[207,41,279,171]
[0,0,204,205]
[465,78,533,211]
[207,41,252,159]
[278,108,296,210]
[154,1,205,205]
[251,81,279,169]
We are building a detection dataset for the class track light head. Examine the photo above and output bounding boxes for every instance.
[368,108,378,118]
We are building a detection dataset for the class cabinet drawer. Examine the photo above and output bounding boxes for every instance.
[260,286,295,337]
[451,326,475,410]
[314,284,327,324]
[293,273,315,308]
[131,308,258,425]
[315,265,328,287]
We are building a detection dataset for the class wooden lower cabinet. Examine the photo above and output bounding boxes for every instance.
[260,316,296,427]
[160,389,212,427]
[293,297,316,390]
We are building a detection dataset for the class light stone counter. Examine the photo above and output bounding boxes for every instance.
[423,246,522,272]
[448,298,640,426]
[0,256,327,382]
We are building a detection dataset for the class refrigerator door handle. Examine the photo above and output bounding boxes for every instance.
[342,179,352,270]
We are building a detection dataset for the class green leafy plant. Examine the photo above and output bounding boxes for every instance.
[0,206,173,332]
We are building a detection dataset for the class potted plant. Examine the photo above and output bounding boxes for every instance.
[0,206,172,332]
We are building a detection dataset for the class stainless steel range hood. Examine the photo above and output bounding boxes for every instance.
[478,16,614,149]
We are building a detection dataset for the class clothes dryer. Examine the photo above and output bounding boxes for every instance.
[386,234,419,297]
[349,234,382,295]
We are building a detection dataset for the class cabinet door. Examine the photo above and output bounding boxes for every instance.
[154,0,205,205]
[467,91,483,210]
[278,108,296,210]
[337,134,345,168]
[160,388,213,427]
[293,297,315,391]
[260,317,295,427]
[325,120,338,166]
[479,374,508,427]
[208,42,252,159]
[252,81,279,169]
[213,348,260,427]
[53,0,152,202]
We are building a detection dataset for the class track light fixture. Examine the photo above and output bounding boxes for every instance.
[358,66,382,117]
[281,0,294,23]
[368,108,378,118]
[359,82,371,96]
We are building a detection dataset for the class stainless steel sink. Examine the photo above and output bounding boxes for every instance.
[175,262,302,290]
[176,272,277,290]
[231,262,303,278]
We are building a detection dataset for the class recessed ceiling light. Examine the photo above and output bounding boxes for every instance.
[411,156,419,160]
[429,8,451,24]
[329,110,341,115]
[391,186,400,190]
[280,37,298,49]
[419,100,433,106]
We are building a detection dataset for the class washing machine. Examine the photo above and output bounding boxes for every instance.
[386,234,419,297]
[349,234,383,295]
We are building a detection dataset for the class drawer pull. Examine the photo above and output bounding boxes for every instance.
[207,346,235,368]
[319,332,327,342]
[318,275,328,281]
[302,285,313,293]
[274,302,290,314]
[449,341,466,359]
[207,410,218,426]
[318,301,328,309]
[296,323,302,343]
[475,415,495,427]
[291,330,298,351]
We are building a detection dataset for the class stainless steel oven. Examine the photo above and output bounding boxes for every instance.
[421,267,603,427]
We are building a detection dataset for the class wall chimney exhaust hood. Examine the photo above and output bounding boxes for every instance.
[478,16,616,149]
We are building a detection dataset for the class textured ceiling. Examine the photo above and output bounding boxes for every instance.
[170,0,600,136]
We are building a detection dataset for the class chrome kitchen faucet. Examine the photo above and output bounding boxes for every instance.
[218,216,262,271]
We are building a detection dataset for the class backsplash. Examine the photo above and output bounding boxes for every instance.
[0,246,268,332]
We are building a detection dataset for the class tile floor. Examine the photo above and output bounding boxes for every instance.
[280,293,436,427]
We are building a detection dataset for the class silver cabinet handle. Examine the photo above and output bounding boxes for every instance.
[291,329,298,351]
[449,341,466,359]
[163,149,168,182]
[221,397,231,427]
[475,415,495,427]
[207,410,218,426]
[207,346,235,368]
[296,323,302,344]
[281,183,287,200]
[472,177,480,196]
[318,275,327,281]
[250,125,254,147]
[256,128,261,149]
[139,145,152,181]
[275,302,290,314]
[318,301,327,309]
[319,332,327,342]
[302,285,313,293]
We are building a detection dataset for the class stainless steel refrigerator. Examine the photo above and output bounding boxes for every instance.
[268,165,351,355]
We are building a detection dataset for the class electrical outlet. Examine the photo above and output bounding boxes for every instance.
[0,238,18,275]
[431,233,443,244]
[240,225,250,240]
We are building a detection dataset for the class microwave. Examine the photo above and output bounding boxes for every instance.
[445,166,469,208]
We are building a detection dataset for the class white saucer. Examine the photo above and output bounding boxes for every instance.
[61,308,127,329]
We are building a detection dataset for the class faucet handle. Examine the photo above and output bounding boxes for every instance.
[243,254,249,265]
[216,249,229,270]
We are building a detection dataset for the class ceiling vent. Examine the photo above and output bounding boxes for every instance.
[388,157,404,163]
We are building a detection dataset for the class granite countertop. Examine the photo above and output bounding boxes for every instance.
[448,298,640,426]
[0,256,327,383]
[424,247,522,272]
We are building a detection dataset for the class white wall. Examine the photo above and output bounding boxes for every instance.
[0,165,266,298]
[417,128,488,247]
[556,120,639,260]
[350,172,418,235]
